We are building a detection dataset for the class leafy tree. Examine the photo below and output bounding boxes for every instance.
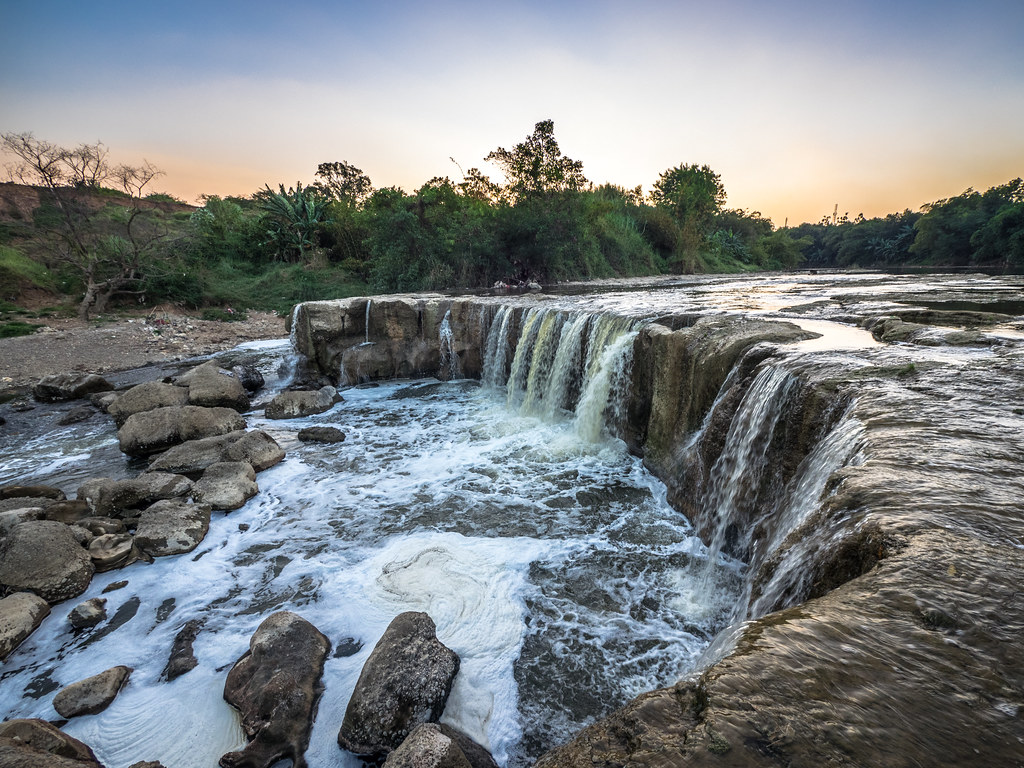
[651,163,726,261]
[485,120,588,203]
[313,161,373,206]
[971,201,1024,268]
[256,183,331,262]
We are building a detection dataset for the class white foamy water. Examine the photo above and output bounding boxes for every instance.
[0,370,736,768]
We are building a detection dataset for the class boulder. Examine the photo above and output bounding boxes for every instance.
[163,618,202,681]
[52,665,132,718]
[107,381,190,426]
[297,426,346,444]
[338,612,460,759]
[77,473,193,518]
[118,405,246,457]
[0,521,94,604]
[193,462,258,511]
[0,507,47,537]
[90,390,119,412]
[0,592,50,660]
[178,361,251,412]
[133,500,211,557]
[68,597,107,630]
[41,500,93,525]
[87,533,138,571]
[32,373,112,403]
[148,430,284,476]
[232,364,265,393]
[57,406,96,426]
[0,719,102,767]
[265,387,338,419]
[383,724,498,768]
[0,485,65,501]
[219,611,330,768]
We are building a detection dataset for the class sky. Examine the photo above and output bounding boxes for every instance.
[2,0,1023,225]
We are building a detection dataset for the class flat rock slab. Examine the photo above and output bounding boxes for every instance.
[118,405,246,457]
[77,473,193,518]
[220,611,330,768]
[0,718,102,766]
[107,381,190,426]
[0,521,94,604]
[134,500,211,557]
[32,373,112,403]
[148,430,285,476]
[0,592,51,659]
[0,485,65,501]
[193,462,257,511]
[52,665,132,718]
[339,612,460,759]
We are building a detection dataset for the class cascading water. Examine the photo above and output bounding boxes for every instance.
[482,305,514,389]
[439,307,460,380]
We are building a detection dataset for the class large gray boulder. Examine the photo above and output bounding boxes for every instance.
[52,665,132,718]
[0,521,94,604]
[133,500,211,557]
[0,718,102,767]
[177,361,251,412]
[193,462,257,511]
[219,611,330,768]
[32,373,112,403]
[0,592,51,660]
[265,386,338,419]
[107,381,190,426]
[148,430,284,475]
[77,473,193,518]
[118,405,246,457]
[338,612,460,759]
[383,724,498,768]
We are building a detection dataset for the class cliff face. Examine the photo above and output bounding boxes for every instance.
[293,293,1024,768]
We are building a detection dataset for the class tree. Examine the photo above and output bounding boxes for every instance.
[313,161,372,206]
[256,183,331,262]
[485,120,589,203]
[1,131,166,319]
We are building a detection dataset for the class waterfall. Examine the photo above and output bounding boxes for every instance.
[482,306,514,388]
[439,307,460,380]
[361,298,373,346]
[279,303,303,386]
[573,327,637,443]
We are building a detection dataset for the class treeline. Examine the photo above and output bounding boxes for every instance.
[788,178,1024,270]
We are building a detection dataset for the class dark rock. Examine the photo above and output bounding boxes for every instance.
[232,364,265,393]
[68,598,107,630]
[77,517,126,536]
[32,373,112,403]
[297,426,346,444]
[128,763,168,768]
[265,386,338,419]
[0,485,65,501]
[77,473,193,518]
[435,725,499,768]
[52,665,132,718]
[87,533,137,571]
[0,506,47,537]
[0,521,94,604]
[193,462,258,511]
[57,406,96,426]
[117,405,246,457]
[219,611,330,768]
[90,390,119,412]
[41,500,93,524]
[102,580,129,593]
[107,381,190,426]
[0,592,50,660]
[134,500,211,557]
[339,612,460,759]
[0,718,102,767]
[383,724,498,768]
[148,429,284,475]
[163,618,202,681]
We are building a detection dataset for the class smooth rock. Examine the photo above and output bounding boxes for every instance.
[265,387,338,419]
[0,718,102,766]
[163,618,202,681]
[0,485,65,501]
[220,611,330,768]
[32,373,112,403]
[383,724,498,768]
[78,473,193,518]
[0,507,46,536]
[107,381,190,426]
[339,612,460,758]
[148,430,284,476]
[178,361,251,412]
[41,500,93,525]
[0,521,94,604]
[57,405,96,425]
[134,500,211,557]
[193,462,257,511]
[87,533,137,571]
[0,592,50,659]
[52,665,132,718]
[117,405,246,457]
[68,598,107,630]
[297,426,346,444]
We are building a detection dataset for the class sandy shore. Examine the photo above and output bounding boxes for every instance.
[0,310,287,394]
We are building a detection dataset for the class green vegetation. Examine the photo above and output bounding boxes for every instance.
[2,124,1022,319]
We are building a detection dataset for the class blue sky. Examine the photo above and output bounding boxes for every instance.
[3,0,1023,224]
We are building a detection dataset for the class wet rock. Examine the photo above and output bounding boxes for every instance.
[0,506,47,537]
[297,426,346,443]
[265,386,339,419]
[0,521,94,604]
[220,611,330,768]
[90,390,119,412]
[68,598,107,630]
[0,592,50,659]
[102,580,129,593]
[232,364,265,393]
[78,473,193,518]
[32,373,112,403]
[148,429,284,476]
[87,533,137,571]
[134,500,211,557]
[163,618,202,681]
[193,462,258,511]
[118,405,246,457]
[128,762,168,768]
[177,361,251,412]
[41,500,93,525]
[67,526,92,546]
[0,718,102,767]
[57,405,96,425]
[0,485,65,501]
[52,665,132,718]
[383,724,498,768]
[339,612,460,759]
[77,517,126,536]
[107,381,190,426]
